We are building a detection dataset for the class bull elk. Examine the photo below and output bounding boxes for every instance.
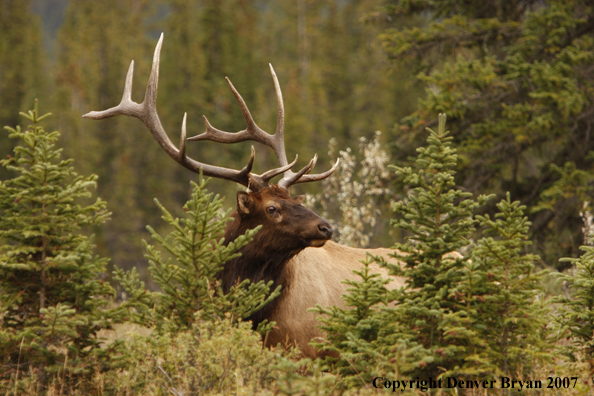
[83,34,405,358]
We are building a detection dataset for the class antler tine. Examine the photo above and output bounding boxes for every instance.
[82,33,271,190]
[179,113,187,161]
[240,146,256,180]
[83,33,177,158]
[278,154,317,189]
[280,158,341,188]
[269,64,288,167]
[269,65,340,188]
[187,78,278,148]
[82,60,137,120]
[259,155,298,184]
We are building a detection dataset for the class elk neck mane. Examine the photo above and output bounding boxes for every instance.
[218,186,305,327]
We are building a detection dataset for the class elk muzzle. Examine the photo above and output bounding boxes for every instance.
[307,221,333,247]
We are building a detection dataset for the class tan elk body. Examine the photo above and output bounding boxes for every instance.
[83,34,406,358]
[272,243,404,357]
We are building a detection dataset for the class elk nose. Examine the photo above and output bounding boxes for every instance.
[318,223,333,239]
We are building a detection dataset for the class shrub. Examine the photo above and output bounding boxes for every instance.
[307,131,393,248]
[103,315,283,395]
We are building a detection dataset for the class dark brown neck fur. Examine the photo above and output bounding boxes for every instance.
[217,185,332,329]
[219,212,303,328]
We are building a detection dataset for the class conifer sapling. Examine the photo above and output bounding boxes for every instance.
[0,101,118,389]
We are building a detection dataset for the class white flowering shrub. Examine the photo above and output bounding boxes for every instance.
[306,131,393,247]
[580,201,594,245]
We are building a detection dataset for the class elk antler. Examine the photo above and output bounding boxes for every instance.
[83,33,338,192]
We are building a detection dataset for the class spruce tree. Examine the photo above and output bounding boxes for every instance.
[311,255,392,387]
[314,115,552,388]
[311,115,483,386]
[115,177,280,334]
[556,241,594,378]
[384,114,486,379]
[386,115,550,383]
[443,194,550,381]
[0,102,118,391]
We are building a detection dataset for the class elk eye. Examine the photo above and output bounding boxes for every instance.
[266,206,277,214]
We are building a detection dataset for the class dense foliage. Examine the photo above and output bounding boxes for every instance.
[556,240,594,377]
[104,317,285,395]
[313,115,554,391]
[382,0,594,267]
[1,107,593,395]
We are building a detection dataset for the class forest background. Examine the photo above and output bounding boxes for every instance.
[5,0,593,278]
[1,0,425,285]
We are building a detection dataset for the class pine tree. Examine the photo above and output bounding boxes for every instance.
[383,114,487,379]
[381,0,594,267]
[312,114,552,387]
[443,193,550,381]
[115,177,280,334]
[556,241,594,379]
[311,255,393,388]
[0,102,119,392]
[55,0,172,275]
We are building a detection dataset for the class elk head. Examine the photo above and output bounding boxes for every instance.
[82,34,339,249]
[230,186,333,251]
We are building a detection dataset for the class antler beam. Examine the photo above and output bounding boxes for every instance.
[83,33,338,192]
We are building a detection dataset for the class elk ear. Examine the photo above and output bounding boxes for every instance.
[237,191,253,215]
[294,195,306,204]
